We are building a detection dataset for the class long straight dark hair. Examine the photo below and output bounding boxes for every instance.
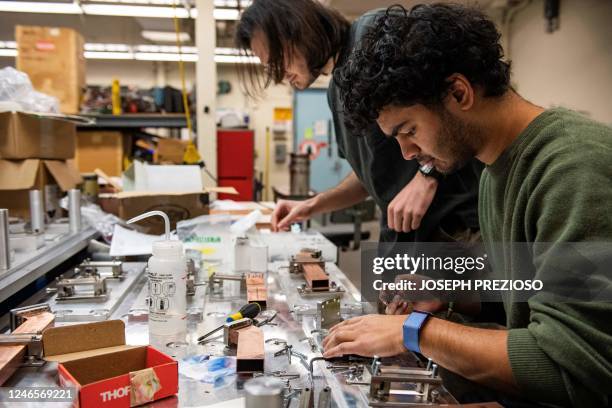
[235,0,350,96]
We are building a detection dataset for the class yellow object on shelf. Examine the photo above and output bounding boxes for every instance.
[183,141,201,164]
[111,78,121,115]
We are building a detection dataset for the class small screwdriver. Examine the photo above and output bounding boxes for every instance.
[197,303,261,343]
[226,303,261,323]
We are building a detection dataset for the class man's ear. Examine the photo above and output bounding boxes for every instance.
[444,73,474,112]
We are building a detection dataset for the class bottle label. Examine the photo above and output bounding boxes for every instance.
[147,270,186,323]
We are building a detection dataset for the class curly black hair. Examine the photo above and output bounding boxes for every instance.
[335,3,511,135]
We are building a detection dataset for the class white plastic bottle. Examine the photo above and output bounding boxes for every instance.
[128,211,187,338]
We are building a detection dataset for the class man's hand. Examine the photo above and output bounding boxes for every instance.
[387,172,437,232]
[322,314,407,358]
[385,298,447,315]
[385,296,412,315]
[271,199,315,231]
[380,274,447,315]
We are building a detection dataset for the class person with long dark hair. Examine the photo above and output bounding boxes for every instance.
[235,1,484,294]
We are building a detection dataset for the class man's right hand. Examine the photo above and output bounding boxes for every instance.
[271,199,316,231]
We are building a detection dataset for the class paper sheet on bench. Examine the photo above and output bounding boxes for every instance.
[110,224,163,256]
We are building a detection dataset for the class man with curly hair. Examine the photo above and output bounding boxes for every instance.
[323,4,612,407]
[235,0,484,281]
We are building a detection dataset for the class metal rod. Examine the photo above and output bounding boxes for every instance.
[29,190,45,233]
[68,189,82,234]
[0,209,9,271]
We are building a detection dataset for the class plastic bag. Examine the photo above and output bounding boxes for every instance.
[0,67,60,113]
[179,355,236,388]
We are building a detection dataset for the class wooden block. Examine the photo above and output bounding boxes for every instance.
[0,311,55,385]
[303,263,329,291]
[236,325,264,373]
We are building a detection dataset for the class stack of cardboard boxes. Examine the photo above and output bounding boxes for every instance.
[0,112,82,220]
[15,25,86,114]
[0,25,85,220]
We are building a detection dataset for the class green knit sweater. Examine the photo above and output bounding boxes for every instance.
[479,108,612,407]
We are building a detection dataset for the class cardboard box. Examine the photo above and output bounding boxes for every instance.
[102,162,238,234]
[155,139,187,165]
[99,192,210,235]
[42,320,178,407]
[122,162,208,193]
[16,25,86,114]
[0,111,76,159]
[0,159,82,219]
[75,131,129,177]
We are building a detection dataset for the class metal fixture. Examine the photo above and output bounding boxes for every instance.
[9,303,51,331]
[68,189,82,233]
[289,153,310,196]
[54,274,108,301]
[80,259,124,279]
[29,190,45,233]
[316,297,342,330]
[0,208,9,271]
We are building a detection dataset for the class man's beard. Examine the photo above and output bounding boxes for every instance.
[425,109,482,175]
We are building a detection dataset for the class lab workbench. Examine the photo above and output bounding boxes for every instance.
[2,231,372,406]
[2,230,456,407]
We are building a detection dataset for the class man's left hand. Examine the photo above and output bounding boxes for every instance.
[322,314,407,358]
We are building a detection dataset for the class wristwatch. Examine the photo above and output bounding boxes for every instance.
[402,311,432,354]
[418,162,444,181]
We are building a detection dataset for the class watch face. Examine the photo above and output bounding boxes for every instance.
[420,163,435,174]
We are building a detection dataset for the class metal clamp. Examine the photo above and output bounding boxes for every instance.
[0,333,44,362]
[54,274,108,301]
[289,248,324,274]
[297,281,345,298]
[367,358,451,406]
[208,272,246,292]
[80,259,124,279]
[9,303,52,332]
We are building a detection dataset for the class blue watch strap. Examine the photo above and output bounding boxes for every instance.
[403,311,431,353]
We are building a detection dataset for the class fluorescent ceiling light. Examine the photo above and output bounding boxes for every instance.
[93,0,184,4]
[0,1,81,14]
[141,30,191,43]
[212,8,239,20]
[0,49,18,57]
[0,41,17,49]
[84,43,131,52]
[0,1,241,19]
[84,51,134,59]
[214,0,251,7]
[136,44,197,53]
[214,54,259,64]
[0,40,258,63]
[135,52,197,61]
[215,47,242,55]
[81,4,192,18]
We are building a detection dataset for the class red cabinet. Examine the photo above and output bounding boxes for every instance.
[217,129,254,201]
